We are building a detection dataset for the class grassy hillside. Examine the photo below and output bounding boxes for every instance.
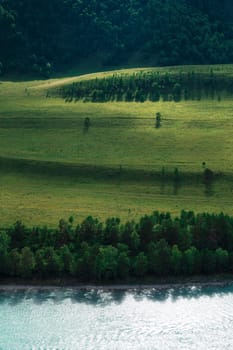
[0,65,232,226]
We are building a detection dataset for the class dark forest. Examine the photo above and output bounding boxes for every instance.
[1,0,233,76]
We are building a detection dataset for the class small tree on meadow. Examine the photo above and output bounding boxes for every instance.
[84,117,91,132]
[155,112,161,128]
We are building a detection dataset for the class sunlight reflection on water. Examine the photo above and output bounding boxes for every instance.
[0,285,233,349]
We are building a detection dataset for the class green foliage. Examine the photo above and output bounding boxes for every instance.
[117,251,130,279]
[215,248,229,272]
[9,249,22,276]
[0,231,10,275]
[78,216,102,244]
[0,61,3,76]
[122,222,140,253]
[95,246,118,280]
[59,245,74,275]
[1,1,233,75]
[171,245,183,275]
[75,243,97,280]
[183,246,201,275]
[21,247,35,278]
[0,210,233,280]
[132,252,148,277]
[148,240,171,276]
[104,218,121,246]
[61,71,233,103]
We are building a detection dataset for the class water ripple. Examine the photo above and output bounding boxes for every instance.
[0,286,233,349]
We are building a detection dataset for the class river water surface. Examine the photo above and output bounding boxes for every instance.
[0,285,233,349]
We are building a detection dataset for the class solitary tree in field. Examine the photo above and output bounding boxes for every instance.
[84,117,91,132]
[155,112,161,128]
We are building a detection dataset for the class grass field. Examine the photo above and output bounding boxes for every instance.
[0,65,232,226]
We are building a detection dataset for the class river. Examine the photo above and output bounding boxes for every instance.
[0,284,233,349]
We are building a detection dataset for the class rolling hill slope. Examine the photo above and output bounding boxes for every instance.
[0,65,232,226]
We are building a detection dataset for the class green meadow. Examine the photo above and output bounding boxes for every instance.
[0,65,232,226]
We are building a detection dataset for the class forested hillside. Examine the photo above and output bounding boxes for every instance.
[1,0,233,76]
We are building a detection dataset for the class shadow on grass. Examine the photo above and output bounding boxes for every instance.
[0,156,231,196]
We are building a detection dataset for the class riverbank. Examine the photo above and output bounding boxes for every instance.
[0,275,233,291]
